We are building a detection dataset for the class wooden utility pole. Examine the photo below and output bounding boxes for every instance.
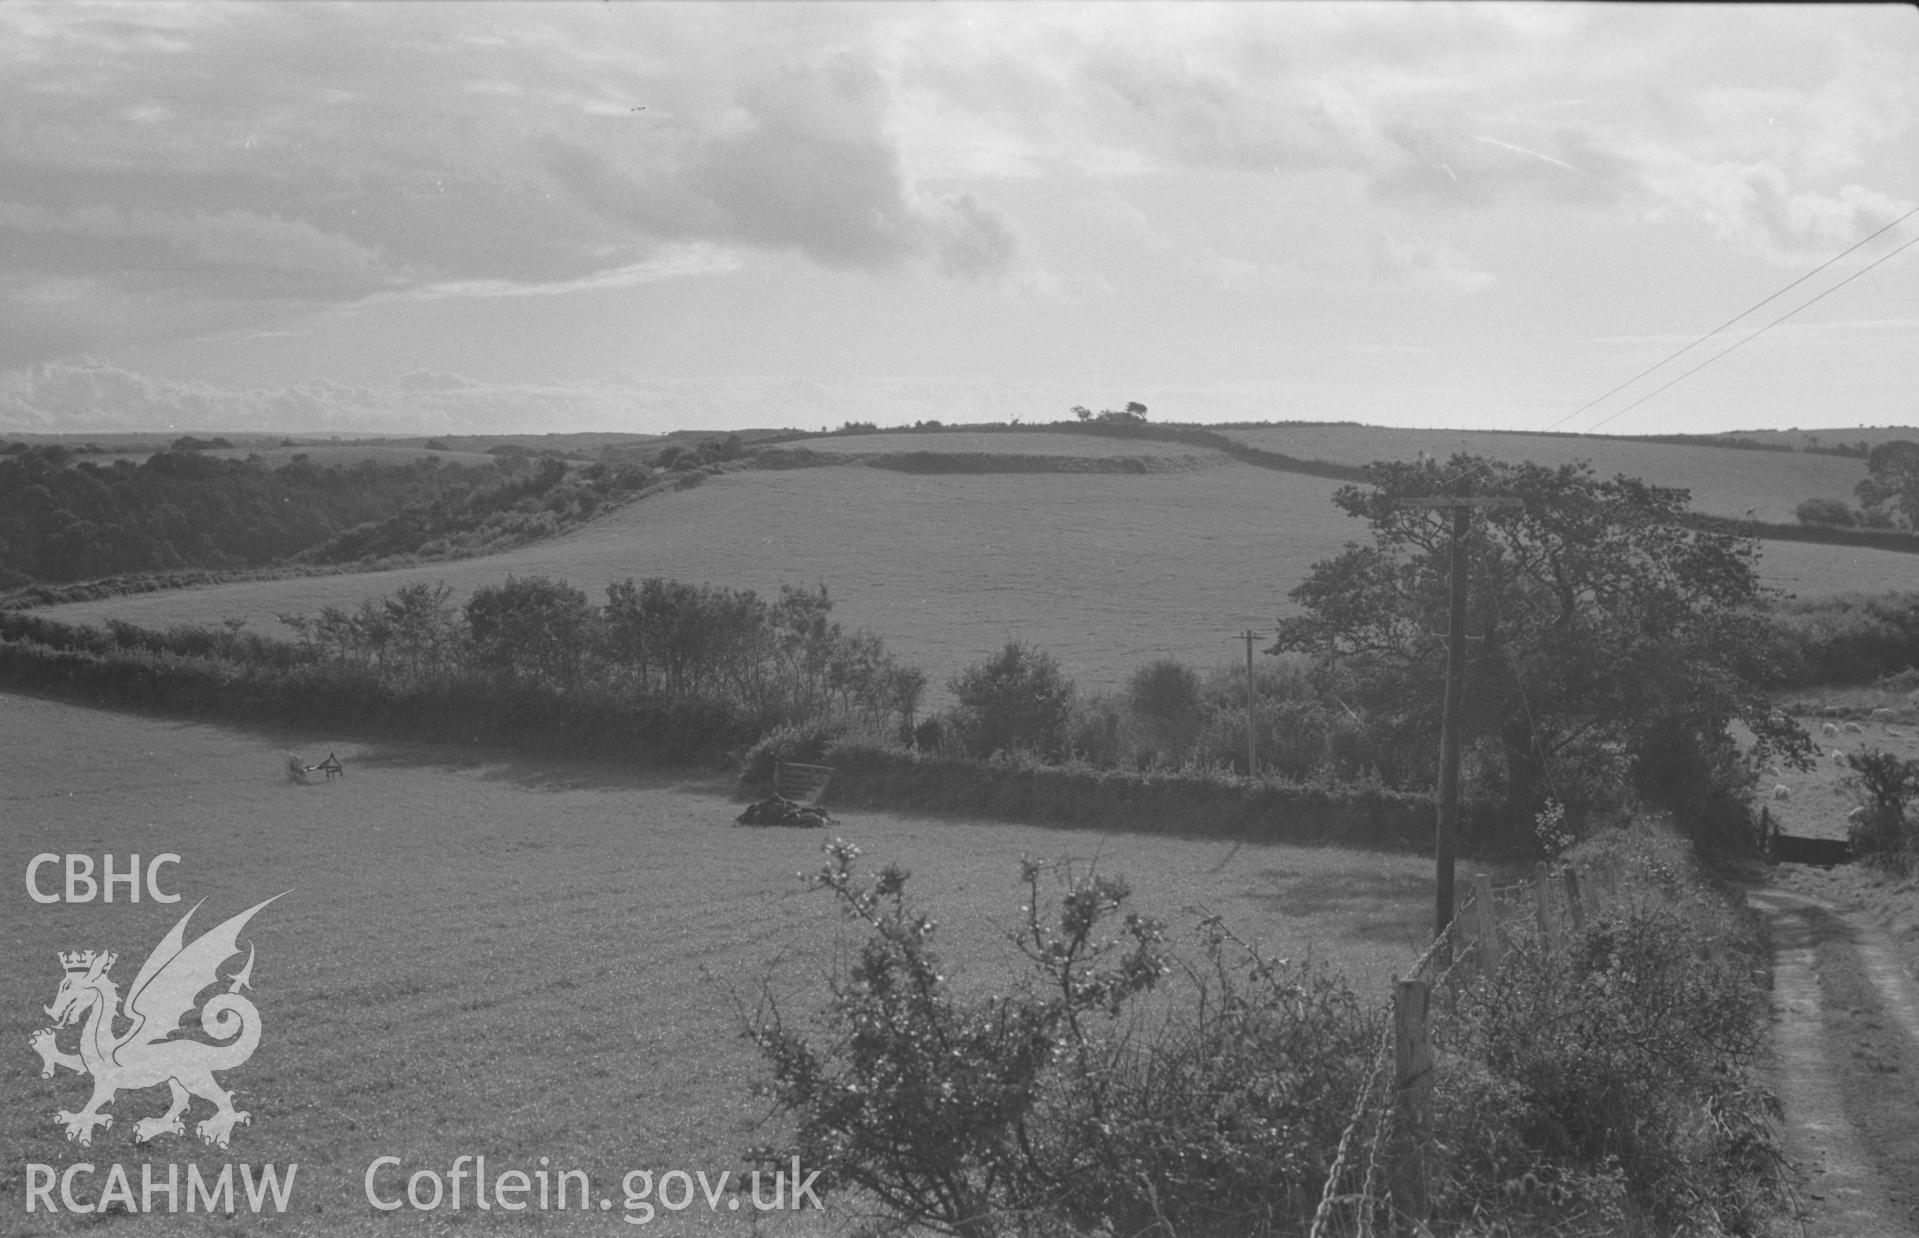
[1242,629,1259,778]
[1393,493,1520,944]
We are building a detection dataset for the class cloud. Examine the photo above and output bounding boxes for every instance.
[0,5,1025,369]
[1371,231,1494,295]
[396,371,473,394]
[1636,160,1912,265]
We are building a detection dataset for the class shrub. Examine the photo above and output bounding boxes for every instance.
[746,841,1381,1238]
[1846,747,1919,872]
[1127,657,1204,759]
[737,719,850,797]
[1794,496,1857,527]
[1443,906,1779,1232]
[947,641,1075,762]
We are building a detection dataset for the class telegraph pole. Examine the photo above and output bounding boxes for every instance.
[1393,493,1520,944]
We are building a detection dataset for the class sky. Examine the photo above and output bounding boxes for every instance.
[0,1,1914,437]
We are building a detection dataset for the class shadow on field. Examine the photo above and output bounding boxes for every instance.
[345,740,739,797]
[1240,867,1432,942]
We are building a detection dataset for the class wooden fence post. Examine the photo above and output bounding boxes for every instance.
[1472,872,1501,973]
[1533,861,1554,954]
[1391,977,1433,1228]
[1562,866,1585,934]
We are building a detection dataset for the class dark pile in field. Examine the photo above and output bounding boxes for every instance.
[735,796,833,828]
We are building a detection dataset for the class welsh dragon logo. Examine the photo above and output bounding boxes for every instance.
[29,894,285,1150]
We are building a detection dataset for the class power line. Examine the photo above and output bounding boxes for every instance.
[1545,203,1919,433]
[1584,229,1919,433]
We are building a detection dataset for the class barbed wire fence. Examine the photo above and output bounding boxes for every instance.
[1306,851,1631,1237]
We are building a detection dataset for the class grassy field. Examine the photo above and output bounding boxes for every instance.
[37,442,1919,705]
[1218,424,1871,524]
[1760,690,1919,843]
[199,444,505,468]
[796,430,1214,458]
[40,462,1348,701]
[2,694,1441,1234]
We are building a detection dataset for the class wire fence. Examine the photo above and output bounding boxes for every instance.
[1306,852,1633,1237]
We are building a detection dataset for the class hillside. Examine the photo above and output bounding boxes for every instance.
[1215,424,1883,524]
[35,433,1919,704]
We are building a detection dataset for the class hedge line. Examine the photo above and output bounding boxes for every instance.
[0,634,758,765]
[810,741,1435,850]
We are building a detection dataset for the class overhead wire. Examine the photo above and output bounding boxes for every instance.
[1544,202,1919,433]
[1582,229,1919,433]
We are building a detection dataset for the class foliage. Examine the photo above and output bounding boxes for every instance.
[0,442,661,587]
[747,840,1387,1238]
[1766,591,1919,685]
[1126,657,1205,761]
[1444,908,1780,1233]
[1845,747,1919,871]
[1273,454,1813,835]
[1794,496,1857,527]
[947,641,1076,762]
[465,576,596,689]
[0,572,923,766]
[1855,439,1919,529]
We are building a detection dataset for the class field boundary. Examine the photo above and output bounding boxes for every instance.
[794,741,1436,850]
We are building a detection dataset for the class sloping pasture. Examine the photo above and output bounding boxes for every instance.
[36,452,1919,703]
[795,430,1216,458]
[1218,424,1869,524]
[39,462,1349,701]
[1,694,1437,1234]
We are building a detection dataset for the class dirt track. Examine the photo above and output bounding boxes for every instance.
[1751,888,1919,1236]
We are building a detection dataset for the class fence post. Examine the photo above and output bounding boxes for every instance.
[1562,866,1585,934]
[1533,861,1554,954]
[1391,977,1433,1228]
[1472,872,1501,973]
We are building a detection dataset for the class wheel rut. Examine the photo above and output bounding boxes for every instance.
[1751,888,1919,1237]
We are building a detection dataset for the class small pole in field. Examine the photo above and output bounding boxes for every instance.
[1242,628,1260,778]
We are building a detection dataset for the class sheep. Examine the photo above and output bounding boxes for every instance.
[1822,722,1840,737]
[1871,707,1896,721]
[1843,721,1865,735]
[1833,749,1850,765]
[1770,784,1792,801]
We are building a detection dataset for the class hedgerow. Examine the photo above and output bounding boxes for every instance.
[747,820,1786,1237]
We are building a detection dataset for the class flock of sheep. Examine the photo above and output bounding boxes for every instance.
[1766,708,1903,818]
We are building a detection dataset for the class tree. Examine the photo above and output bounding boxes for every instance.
[949,641,1076,761]
[1795,497,1857,527]
[1855,439,1919,528]
[464,575,595,689]
[1127,657,1204,761]
[1273,455,1811,834]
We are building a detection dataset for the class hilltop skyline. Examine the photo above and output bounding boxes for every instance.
[1,2,1914,436]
